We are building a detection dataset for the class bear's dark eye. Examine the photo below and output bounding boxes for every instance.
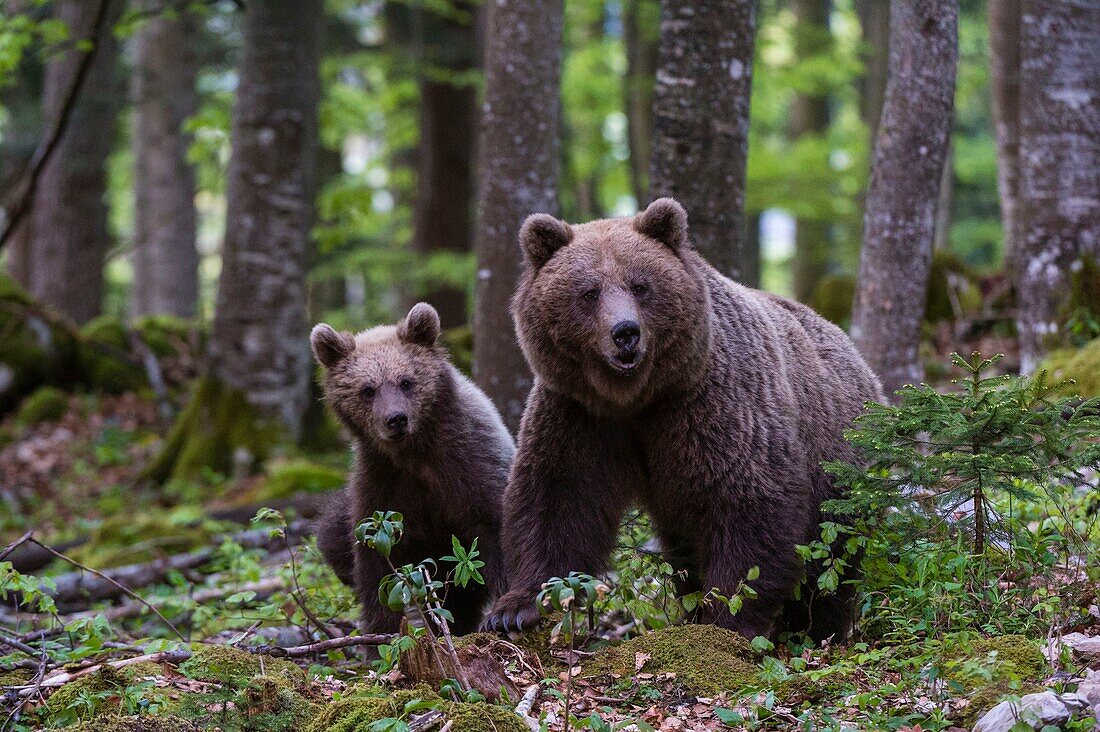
[630,283,648,297]
[399,379,413,392]
[582,288,600,302]
[361,385,376,398]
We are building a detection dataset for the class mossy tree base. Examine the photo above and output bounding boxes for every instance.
[141,376,282,484]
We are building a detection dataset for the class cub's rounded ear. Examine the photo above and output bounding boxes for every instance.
[311,324,355,368]
[398,302,441,347]
[520,213,573,269]
[633,197,688,252]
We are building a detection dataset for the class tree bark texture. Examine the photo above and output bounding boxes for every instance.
[131,0,200,319]
[851,0,958,397]
[649,0,756,281]
[209,0,323,438]
[791,0,832,303]
[410,2,480,330]
[1,33,43,289]
[855,0,890,136]
[1013,0,1099,373]
[623,0,659,205]
[473,0,564,432]
[28,0,122,324]
[987,0,1021,260]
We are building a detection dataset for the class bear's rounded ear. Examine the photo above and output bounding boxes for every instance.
[311,324,355,368]
[633,197,689,252]
[398,302,441,347]
[520,213,573,269]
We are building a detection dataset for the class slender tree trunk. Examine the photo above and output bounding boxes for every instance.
[209,0,323,438]
[410,3,480,330]
[1,35,42,289]
[649,0,756,280]
[851,0,958,397]
[623,0,659,205]
[855,0,889,137]
[987,0,1021,261]
[29,0,122,324]
[933,140,954,250]
[1014,0,1099,373]
[473,0,564,432]
[131,0,200,319]
[791,0,832,303]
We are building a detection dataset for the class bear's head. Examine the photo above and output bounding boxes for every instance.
[512,198,711,414]
[311,303,446,448]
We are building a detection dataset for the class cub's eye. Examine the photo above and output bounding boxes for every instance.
[582,288,600,302]
[399,379,413,392]
[361,385,376,398]
[630,283,648,297]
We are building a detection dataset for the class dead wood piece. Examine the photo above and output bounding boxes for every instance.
[248,633,394,658]
[399,633,525,703]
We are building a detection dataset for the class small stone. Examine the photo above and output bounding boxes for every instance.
[1062,632,1100,665]
[973,690,1071,732]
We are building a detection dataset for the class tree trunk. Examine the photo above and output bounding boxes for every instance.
[851,0,958,397]
[623,0,659,205]
[649,0,756,280]
[987,0,1021,261]
[131,0,200,319]
[29,0,122,324]
[1,28,42,289]
[790,0,832,304]
[410,3,480,330]
[855,0,890,137]
[1014,0,1099,373]
[473,0,564,432]
[209,0,323,439]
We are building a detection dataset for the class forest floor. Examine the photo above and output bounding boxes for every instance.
[0,385,1097,732]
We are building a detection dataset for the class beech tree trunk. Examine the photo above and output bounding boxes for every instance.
[1,25,42,289]
[29,0,122,324]
[791,0,832,303]
[987,0,1021,260]
[131,0,200,319]
[650,0,755,280]
[208,0,323,438]
[410,3,480,330]
[851,0,958,397]
[473,0,564,432]
[623,0,659,205]
[1014,0,1099,373]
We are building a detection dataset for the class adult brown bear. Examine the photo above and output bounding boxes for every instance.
[482,199,883,641]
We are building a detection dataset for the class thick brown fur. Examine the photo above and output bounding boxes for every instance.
[482,199,884,642]
[312,303,514,635]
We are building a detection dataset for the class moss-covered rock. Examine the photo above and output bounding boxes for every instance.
[78,316,146,394]
[15,385,70,426]
[304,685,527,732]
[133,314,196,358]
[178,644,304,687]
[811,274,856,329]
[1040,338,1100,397]
[942,634,1047,693]
[141,376,283,483]
[60,714,199,732]
[957,681,1044,728]
[259,459,345,500]
[585,625,759,696]
[0,273,79,414]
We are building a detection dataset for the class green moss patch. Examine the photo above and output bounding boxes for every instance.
[70,514,214,569]
[585,625,759,696]
[1041,338,1100,397]
[304,684,527,732]
[15,386,70,426]
[134,314,196,358]
[61,714,199,732]
[178,644,304,687]
[775,668,857,704]
[958,681,1044,728]
[78,316,146,394]
[942,634,1047,692]
[259,459,345,500]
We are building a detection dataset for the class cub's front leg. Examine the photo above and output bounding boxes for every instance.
[481,387,635,632]
[353,544,402,634]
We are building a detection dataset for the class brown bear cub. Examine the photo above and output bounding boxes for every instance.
[482,198,884,642]
[311,303,514,635]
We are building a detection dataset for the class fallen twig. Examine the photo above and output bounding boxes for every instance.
[247,633,394,658]
[9,649,193,697]
[0,531,33,563]
[515,683,541,732]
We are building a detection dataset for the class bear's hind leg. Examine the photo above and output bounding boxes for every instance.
[315,490,355,586]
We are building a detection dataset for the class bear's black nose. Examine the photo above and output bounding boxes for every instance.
[386,413,408,432]
[611,320,640,350]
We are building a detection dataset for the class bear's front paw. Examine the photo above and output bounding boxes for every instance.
[479,590,541,633]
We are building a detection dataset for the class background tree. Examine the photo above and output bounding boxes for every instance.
[855,0,889,137]
[27,0,122,324]
[208,0,324,439]
[790,0,832,303]
[130,0,200,319]
[1013,0,1099,373]
[851,0,958,396]
[473,0,564,431]
[649,0,756,281]
[623,0,659,205]
[987,0,1020,261]
[408,2,480,330]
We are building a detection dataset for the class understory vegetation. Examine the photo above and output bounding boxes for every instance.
[1,353,1096,731]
